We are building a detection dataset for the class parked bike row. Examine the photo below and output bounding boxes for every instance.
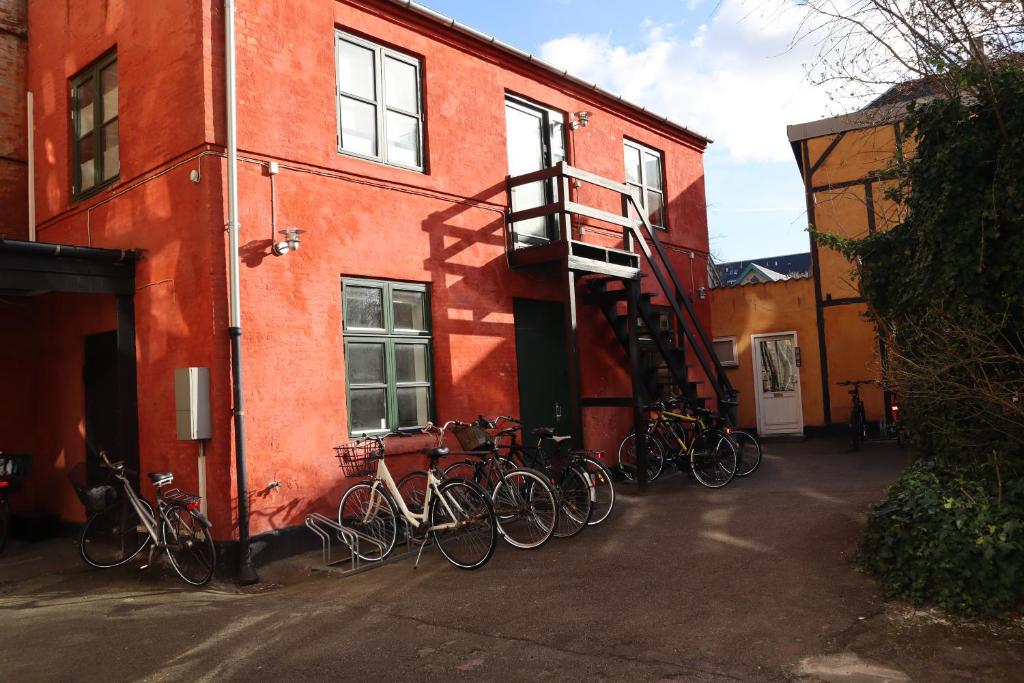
[617,396,761,488]
[334,415,615,571]
[36,397,759,584]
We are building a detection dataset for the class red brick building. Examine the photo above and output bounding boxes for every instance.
[0,0,731,573]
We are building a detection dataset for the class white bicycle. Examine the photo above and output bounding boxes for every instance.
[336,427,497,570]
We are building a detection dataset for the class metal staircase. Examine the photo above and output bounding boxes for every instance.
[505,161,737,485]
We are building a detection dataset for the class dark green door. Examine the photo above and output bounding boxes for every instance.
[513,298,570,446]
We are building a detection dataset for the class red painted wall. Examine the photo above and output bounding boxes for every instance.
[17,0,714,541]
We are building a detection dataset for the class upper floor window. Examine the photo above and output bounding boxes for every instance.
[335,31,424,171]
[624,139,666,230]
[71,52,119,198]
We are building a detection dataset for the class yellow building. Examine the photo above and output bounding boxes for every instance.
[712,94,916,436]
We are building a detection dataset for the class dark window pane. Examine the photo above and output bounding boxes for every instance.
[101,62,118,122]
[644,151,663,190]
[392,289,426,331]
[340,96,377,157]
[624,144,641,183]
[346,342,385,384]
[395,344,429,383]
[384,56,418,113]
[396,386,430,428]
[344,285,384,329]
[338,40,375,100]
[102,120,119,181]
[78,132,96,191]
[713,340,736,365]
[647,190,664,228]
[350,388,387,432]
[76,77,96,138]
[385,111,420,167]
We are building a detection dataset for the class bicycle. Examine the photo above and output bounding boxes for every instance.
[619,399,738,488]
[493,416,614,529]
[75,450,216,586]
[414,418,557,550]
[0,452,31,553]
[336,425,497,570]
[698,406,762,477]
[838,380,871,451]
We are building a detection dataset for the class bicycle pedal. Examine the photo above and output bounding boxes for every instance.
[136,563,150,571]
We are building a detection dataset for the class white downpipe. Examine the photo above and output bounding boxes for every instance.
[27,91,35,242]
[225,1,241,329]
[198,440,208,516]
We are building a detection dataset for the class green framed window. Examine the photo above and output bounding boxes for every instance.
[623,139,666,230]
[71,51,119,198]
[342,278,433,434]
[335,30,424,171]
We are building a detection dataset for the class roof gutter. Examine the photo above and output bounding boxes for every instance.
[0,238,139,262]
[383,0,712,146]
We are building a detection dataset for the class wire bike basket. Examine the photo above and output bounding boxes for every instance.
[334,438,384,477]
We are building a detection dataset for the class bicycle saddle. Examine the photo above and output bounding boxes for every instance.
[549,435,572,443]
[148,472,174,487]
[427,447,449,460]
[531,427,555,437]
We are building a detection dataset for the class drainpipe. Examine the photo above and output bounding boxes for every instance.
[224,0,258,585]
[27,91,35,242]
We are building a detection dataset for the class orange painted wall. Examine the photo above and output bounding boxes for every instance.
[14,0,714,541]
[710,277,822,431]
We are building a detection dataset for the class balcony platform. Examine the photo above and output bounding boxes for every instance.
[508,238,641,280]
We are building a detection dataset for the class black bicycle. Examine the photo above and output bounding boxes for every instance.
[838,380,871,451]
[0,452,32,553]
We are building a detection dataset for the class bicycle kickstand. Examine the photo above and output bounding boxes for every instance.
[413,532,429,569]
[138,543,158,572]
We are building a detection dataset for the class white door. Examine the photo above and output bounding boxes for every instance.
[752,333,803,436]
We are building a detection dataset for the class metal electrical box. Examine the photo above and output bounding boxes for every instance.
[174,367,212,440]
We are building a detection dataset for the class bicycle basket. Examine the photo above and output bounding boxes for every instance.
[334,439,384,477]
[452,424,494,452]
[67,462,120,515]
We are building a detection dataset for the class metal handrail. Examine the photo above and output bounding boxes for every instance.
[504,161,736,405]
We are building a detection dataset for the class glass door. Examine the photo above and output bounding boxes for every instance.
[505,97,565,246]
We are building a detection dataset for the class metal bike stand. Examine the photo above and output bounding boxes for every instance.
[304,513,427,578]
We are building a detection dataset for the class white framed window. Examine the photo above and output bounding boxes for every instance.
[713,337,739,367]
[335,31,424,171]
[623,139,666,230]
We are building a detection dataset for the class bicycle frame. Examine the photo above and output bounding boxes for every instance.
[365,457,460,533]
[653,409,706,458]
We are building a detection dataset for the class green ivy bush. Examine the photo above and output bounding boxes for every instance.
[857,460,1024,616]
[813,62,1024,615]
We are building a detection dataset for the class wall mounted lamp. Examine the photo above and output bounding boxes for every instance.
[698,286,707,300]
[272,227,305,256]
[570,111,591,129]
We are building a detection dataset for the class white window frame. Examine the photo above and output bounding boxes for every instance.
[335,30,425,171]
[713,336,739,367]
[623,138,667,230]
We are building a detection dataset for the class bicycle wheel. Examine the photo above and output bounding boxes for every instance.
[443,460,478,483]
[689,431,737,489]
[0,494,9,553]
[429,479,497,570]
[553,464,593,538]
[490,467,557,549]
[578,456,615,525]
[617,432,665,482]
[851,412,864,451]
[79,498,153,569]
[161,506,216,586]
[731,431,762,477]
[397,470,429,514]
[338,483,398,562]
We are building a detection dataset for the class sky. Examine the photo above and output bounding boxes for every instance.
[422,0,859,263]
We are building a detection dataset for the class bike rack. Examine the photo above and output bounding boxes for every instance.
[304,513,425,577]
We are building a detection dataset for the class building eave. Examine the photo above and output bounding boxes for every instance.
[383,0,713,147]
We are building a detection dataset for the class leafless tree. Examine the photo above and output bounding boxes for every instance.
[793,0,1024,103]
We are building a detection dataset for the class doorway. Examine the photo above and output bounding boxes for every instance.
[83,331,122,484]
[513,299,570,446]
[504,96,566,246]
[752,332,803,436]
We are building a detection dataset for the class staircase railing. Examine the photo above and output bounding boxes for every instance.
[506,161,736,407]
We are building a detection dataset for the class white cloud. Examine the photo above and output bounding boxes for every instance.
[538,0,844,163]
